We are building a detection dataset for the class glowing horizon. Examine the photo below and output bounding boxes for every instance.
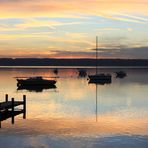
[0,0,148,59]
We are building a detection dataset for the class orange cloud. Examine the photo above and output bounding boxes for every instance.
[0,0,147,19]
[15,19,83,29]
[0,0,148,59]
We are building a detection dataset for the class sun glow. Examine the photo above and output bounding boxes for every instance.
[0,0,148,58]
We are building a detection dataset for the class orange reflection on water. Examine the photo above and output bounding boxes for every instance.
[2,114,148,137]
[0,68,148,139]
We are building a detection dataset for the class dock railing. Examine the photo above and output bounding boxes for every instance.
[0,94,26,128]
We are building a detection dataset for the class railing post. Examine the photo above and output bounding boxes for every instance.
[23,95,26,119]
[11,98,14,124]
[5,94,8,102]
[0,103,1,128]
[5,94,8,111]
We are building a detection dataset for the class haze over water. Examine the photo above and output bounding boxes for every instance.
[0,67,148,148]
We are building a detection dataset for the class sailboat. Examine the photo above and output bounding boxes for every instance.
[88,36,112,84]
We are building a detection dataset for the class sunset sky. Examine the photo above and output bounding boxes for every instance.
[0,0,148,59]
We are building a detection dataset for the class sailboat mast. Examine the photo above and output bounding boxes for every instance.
[96,36,98,75]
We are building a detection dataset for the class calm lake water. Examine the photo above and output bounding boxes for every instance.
[0,67,148,148]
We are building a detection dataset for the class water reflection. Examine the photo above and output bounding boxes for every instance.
[0,67,148,147]
[0,95,26,128]
[0,110,26,128]
[88,79,112,85]
[95,84,98,122]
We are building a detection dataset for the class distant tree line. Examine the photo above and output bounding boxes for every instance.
[0,58,148,66]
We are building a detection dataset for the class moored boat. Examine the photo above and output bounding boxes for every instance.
[78,69,87,77]
[88,74,111,84]
[53,68,58,75]
[116,71,127,78]
[17,76,56,86]
[88,36,112,84]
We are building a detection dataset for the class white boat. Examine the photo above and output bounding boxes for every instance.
[88,36,112,84]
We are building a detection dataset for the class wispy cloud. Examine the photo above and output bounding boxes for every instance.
[1,46,148,59]
[0,50,54,58]
[15,19,83,29]
[65,32,88,39]
[107,12,148,24]
[116,13,148,22]
[0,32,54,40]
[95,27,133,32]
[0,0,148,59]
[0,0,148,19]
[50,46,148,59]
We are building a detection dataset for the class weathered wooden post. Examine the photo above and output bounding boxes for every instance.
[11,98,14,124]
[0,103,1,128]
[5,94,8,111]
[23,95,26,119]
[5,94,8,102]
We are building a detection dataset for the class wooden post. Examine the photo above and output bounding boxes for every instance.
[11,98,14,124]
[23,95,26,119]
[5,94,8,111]
[5,94,8,102]
[0,103,1,128]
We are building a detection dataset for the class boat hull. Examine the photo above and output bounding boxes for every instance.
[78,69,87,77]
[88,74,112,84]
[116,72,127,78]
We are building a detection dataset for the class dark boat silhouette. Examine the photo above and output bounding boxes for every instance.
[88,36,111,84]
[17,76,56,87]
[78,69,87,77]
[53,68,58,75]
[89,74,111,84]
[116,71,127,78]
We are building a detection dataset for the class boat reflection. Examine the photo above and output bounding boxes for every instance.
[17,76,56,86]
[17,84,56,92]
[88,78,112,85]
[95,84,98,122]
